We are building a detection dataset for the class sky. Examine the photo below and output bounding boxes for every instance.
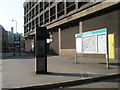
[0,0,24,33]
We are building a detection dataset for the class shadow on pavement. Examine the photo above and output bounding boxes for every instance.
[2,55,35,60]
[42,72,102,78]
[99,63,120,66]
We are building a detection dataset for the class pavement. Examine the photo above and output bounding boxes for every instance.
[1,53,120,89]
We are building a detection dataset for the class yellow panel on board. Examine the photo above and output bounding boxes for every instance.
[108,34,115,59]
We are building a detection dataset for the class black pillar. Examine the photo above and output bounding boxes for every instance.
[35,26,48,74]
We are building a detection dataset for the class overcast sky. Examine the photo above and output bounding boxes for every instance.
[0,0,24,33]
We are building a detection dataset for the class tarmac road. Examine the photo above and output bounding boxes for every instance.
[66,78,120,88]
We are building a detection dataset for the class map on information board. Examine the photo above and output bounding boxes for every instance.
[82,35,97,53]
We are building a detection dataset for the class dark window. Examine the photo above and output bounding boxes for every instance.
[78,1,88,9]
[36,4,39,15]
[44,11,49,24]
[24,26,27,33]
[40,14,43,25]
[35,17,38,27]
[50,6,56,21]
[29,2,31,9]
[30,22,32,30]
[57,2,64,18]
[32,20,34,30]
[66,2,75,14]
[44,2,49,10]
[28,12,31,21]
[27,14,28,22]
[50,0,54,5]
[40,2,43,13]
[31,2,34,7]
[27,3,28,12]
[26,24,28,32]
[24,6,26,14]
[32,8,34,18]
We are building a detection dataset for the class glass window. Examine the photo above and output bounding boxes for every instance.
[50,6,56,21]
[57,2,64,18]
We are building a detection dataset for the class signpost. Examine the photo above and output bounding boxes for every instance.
[75,28,109,68]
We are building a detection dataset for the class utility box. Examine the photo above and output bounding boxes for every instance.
[35,26,48,74]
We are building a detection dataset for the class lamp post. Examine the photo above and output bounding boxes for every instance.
[12,20,21,55]
[12,20,17,33]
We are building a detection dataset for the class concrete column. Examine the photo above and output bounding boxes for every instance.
[75,0,78,11]
[56,3,58,19]
[64,0,67,15]
[58,28,61,55]
[79,21,82,33]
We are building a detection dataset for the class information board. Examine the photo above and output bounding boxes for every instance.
[75,28,107,54]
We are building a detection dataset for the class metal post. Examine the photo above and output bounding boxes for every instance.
[12,20,17,33]
[13,34,16,55]
[75,37,78,64]
[75,51,78,64]
[59,28,61,54]
[12,20,17,55]
[106,31,109,69]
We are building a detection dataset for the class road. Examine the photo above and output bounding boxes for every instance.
[65,78,120,89]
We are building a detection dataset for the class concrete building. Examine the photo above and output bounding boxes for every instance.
[0,25,8,55]
[8,27,14,44]
[23,0,120,59]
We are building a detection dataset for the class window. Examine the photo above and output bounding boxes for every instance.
[50,0,54,5]
[44,11,49,24]
[66,1,75,14]
[32,20,34,30]
[57,2,64,18]
[35,4,39,15]
[44,2,49,10]
[32,8,34,18]
[35,17,39,27]
[29,22,32,31]
[29,2,31,9]
[50,6,56,21]
[28,12,31,21]
[24,6,27,14]
[31,2,34,7]
[40,2,43,13]
[40,14,43,25]
[78,1,88,9]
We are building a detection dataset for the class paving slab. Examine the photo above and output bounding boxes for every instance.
[2,55,119,89]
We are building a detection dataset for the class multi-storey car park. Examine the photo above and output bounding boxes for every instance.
[23,0,120,60]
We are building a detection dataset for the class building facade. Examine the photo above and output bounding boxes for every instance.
[0,25,8,55]
[23,0,120,59]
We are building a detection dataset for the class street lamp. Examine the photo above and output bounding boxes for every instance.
[12,20,17,33]
[12,20,21,55]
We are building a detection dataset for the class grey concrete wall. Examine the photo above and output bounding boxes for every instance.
[25,39,33,52]
[61,25,79,49]
[0,30,2,58]
[50,30,59,55]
